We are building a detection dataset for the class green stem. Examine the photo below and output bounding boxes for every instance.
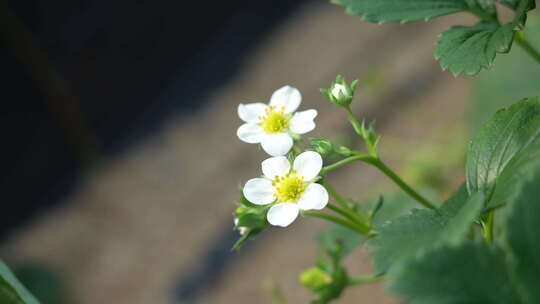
[344,105,364,136]
[321,154,436,209]
[515,33,540,65]
[326,203,370,233]
[369,158,436,210]
[302,211,367,234]
[344,105,378,156]
[321,181,349,208]
[348,275,386,286]
[320,154,372,176]
[482,210,495,244]
[322,181,371,225]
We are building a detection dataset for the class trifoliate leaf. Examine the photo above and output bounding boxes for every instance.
[331,0,496,24]
[389,242,520,304]
[435,21,515,76]
[0,260,40,304]
[504,169,540,304]
[368,189,484,275]
[465,97,540,208]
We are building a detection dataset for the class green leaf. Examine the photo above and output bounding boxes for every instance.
[489,140,540,209]
[317,188,440,258]
[504,169,540,304]
[466,97,540,207]
[368,190,483,275]
[470,13,540,131]
[317,225,365,256]
[435,21,515,76]
[512,0,536,27]
[389,242,520,304]
[331,0,495,24]
[0,260,40,304]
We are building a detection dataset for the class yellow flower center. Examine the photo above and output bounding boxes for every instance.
[273,172,306,203]
[259,106,291,134]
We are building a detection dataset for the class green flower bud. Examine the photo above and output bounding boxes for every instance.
[299,267,332,291]
[321,75,359,107]
[335,146,353,157]
[309,138,334,156]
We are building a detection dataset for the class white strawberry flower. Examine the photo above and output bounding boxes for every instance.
[242,151,329,227]
[237,85,318,156]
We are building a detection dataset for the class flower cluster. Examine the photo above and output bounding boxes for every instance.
[236,86,328,228]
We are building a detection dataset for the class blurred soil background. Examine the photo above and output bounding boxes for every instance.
[1,0,539,303]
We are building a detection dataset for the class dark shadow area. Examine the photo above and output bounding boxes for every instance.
[0,0,311,239]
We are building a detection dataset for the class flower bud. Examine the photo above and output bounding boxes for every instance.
[299,267,332,291]
[321,75,358,107]
[309,138,334,156]
[232,199,270,250]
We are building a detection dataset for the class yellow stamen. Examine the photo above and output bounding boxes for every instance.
[259,106,291,134]
[274,174,306,203]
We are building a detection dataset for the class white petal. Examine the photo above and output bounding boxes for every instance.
[243,178,275,205]
[238,103,267,123]
[293,151,323,181]
[267,203,300,227]
[297,183,329,210]
[261,133,293,156]
[237,123,264,144]
[331,84,348,99]
[269,85,301,114]
[262,156,290,180]
[289,109,317,134]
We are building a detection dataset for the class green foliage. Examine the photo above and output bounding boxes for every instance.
[0,260,40,304]
[435,22,515,76]
[317,188,439,258]
[504,169,540,303]
[470,13,540,130]
[14,264,63,304]
[388,166,540,304]
[389,242,520,304]
[488,140,540,210]
[465,97,540,207]
[368,189,483,275]
[365,188,440,227]
[332,0,537,75]
[332,0,493,24]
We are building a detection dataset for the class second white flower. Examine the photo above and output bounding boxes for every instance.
[243,151,329,227]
